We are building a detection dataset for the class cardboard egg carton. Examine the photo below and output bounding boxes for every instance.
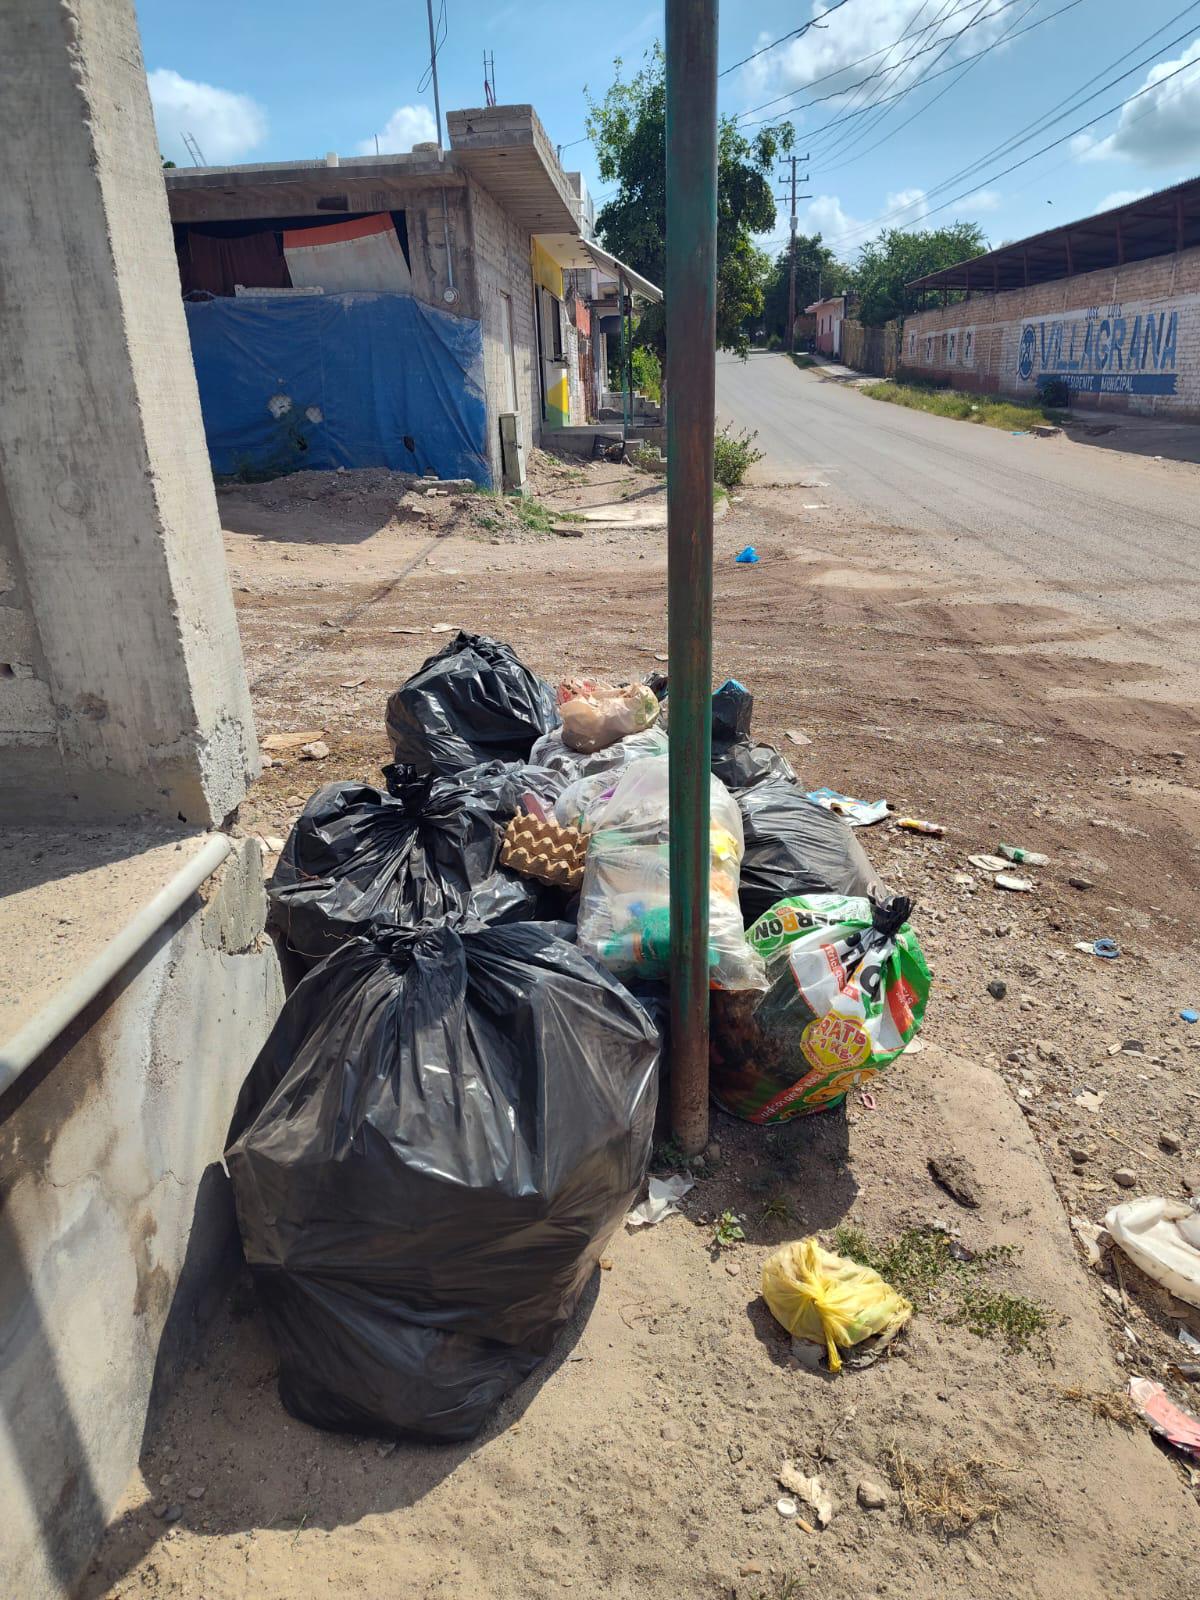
[501,812,587,890]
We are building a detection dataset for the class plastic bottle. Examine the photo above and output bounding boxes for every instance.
[895,817,944,837]
[998,843,1049,866]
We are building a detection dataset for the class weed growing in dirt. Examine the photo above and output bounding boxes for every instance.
[887,1441,1010,1536]
[750,1578,802,1600]
[713,1210,746,1248]
[652,1137,688,1171]
[759,1193,796,1227]
[713,424,763,488]
[1061,1387,1138,1428]
[508,496,558,533]
[790,353,816,369]
[858,380,1065,432]
[833,1225,1050,1353]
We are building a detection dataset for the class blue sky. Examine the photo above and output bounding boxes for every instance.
[139,0,1200,261]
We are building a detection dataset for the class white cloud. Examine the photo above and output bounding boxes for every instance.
[740,0,1018,115]
[1097,187,1152,211]
[794,193,869,257]
[1076,39,1200,165]
[148,68,267,165]
[963,187,1002,212]
[885,186,928,219]
[356,104,438,156]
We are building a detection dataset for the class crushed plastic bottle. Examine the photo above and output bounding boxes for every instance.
[998,843,1049,866]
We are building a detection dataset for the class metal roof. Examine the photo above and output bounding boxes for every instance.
[908,174,1200,292]
[536,234,662,302]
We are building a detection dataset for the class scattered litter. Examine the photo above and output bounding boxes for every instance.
[778,1464,832,1527]
[299,740,330,761]
[734,546,759,564]
[804,789,890,827]
[859,1091,878,1111]
[994,874,1033,893]
[1074,1090,1106,1113]
[387,626,423,634]
[501,813,587,890]
[895,816,944,836]
[1128,1377,1200,1460]
[967,853,1007,872]
[998,843,1048,866]
[785,728,813,746]
[626,1174,695,1229]
[1181,1009,1199,1024]
[339,678,367,689]
[430,622,456,633]
[261,729,325,752]
[711,894,930,1121]
[760,1237,912,1373]
[1073,937,1120,960]
[776,1497,799,1519]
[927,1152,981,1209]
[654,652,669,662]
[1105,1197,1200,1308]
[1180,1328,1200,1355]
[903,1036,927,1055]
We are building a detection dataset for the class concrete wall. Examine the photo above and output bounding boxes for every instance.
[0,0,258,827]
[0,839,284,1600]
[466,178,540,482]
[902,245,1200,415]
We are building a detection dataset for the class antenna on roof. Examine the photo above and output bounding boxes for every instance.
[423,0,446,151]
[181,131,207,167]
[483,50,496,107]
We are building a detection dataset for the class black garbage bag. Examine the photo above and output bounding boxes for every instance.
[267,768,549,962]
[226,921,660,1441]
[710,678,795,791]
[385,631,559,775]
[736,777,887,923]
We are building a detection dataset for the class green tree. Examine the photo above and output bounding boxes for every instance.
[761,236,850,343]
[586,46,790,358]
[853,222,987,326]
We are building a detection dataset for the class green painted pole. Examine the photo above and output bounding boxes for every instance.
[665,0,717,1156]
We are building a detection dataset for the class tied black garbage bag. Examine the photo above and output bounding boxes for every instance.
[737,778,886,923]
[267,767,548,962]
[226,922,659,1441]
[710,678,795,791]
[385,630,559,775]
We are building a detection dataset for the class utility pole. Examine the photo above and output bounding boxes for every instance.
[665,0,717,1156]
[777,153,810,353]
[426,0,444,149]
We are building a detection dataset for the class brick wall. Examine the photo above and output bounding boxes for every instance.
[901,245,1200,416]
[465,177,539,483]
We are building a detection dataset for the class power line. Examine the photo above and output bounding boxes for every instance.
[739,0,998,126]
[820,0,1042,171]
[719,0,858,79]
[740,0,1078,135]
[832,46,1200,248]
[829,6,1200,242]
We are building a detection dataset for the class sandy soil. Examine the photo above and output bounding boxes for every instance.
[83,450,1200,1598]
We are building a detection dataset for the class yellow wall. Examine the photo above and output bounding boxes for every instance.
[531,239,564,297]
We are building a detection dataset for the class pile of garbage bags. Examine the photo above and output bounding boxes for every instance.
[230,630,927,1443]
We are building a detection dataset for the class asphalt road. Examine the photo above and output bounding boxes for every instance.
[715,351,1200,686]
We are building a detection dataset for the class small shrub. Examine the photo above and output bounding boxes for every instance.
[713,1210,745,1248]
[766,333,783,352]
[630,346,662,405]
[1038,376,1071,408]
[713,424,763,488]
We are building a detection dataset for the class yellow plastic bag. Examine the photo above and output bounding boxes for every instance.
[761,1238,912,1373]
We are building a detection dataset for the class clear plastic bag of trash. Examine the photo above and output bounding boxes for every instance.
[531,722,669,787]
[557,678,660,754]
[267,766,555,963]
[711,893,931,1120]
[226,920,660,1442]
[576,756,766,991]
[761,1237,912,1373]
[385,630,559,775]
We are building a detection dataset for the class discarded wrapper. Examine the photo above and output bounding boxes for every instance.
[1128,1377,1200,1460]
[805,789,890,828]
[627,1173,695,1228]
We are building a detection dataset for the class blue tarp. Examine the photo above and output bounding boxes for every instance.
[184,292,491,484]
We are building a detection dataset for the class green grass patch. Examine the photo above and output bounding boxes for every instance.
[833,1224,1050,1353]
[858,380,1065,432]
[790,352,816,370]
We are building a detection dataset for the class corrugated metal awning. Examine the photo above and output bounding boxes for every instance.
[535,233,662,302]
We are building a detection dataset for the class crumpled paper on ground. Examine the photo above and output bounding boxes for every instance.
[626,1174,694,1228]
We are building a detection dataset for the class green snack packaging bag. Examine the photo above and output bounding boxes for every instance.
[710,893,931,1122]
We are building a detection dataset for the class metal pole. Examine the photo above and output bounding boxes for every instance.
[426,0,444,150]
[666,0,717,1156]
[787,155,798,355]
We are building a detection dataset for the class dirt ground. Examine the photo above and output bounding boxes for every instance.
[84,448,1200,1598]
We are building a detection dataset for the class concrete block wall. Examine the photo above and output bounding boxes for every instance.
[403,184,479,320]
[466,177,539,482]
[0,839,284,1600]
[902,245,1200,416]
[0,516,55,747]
